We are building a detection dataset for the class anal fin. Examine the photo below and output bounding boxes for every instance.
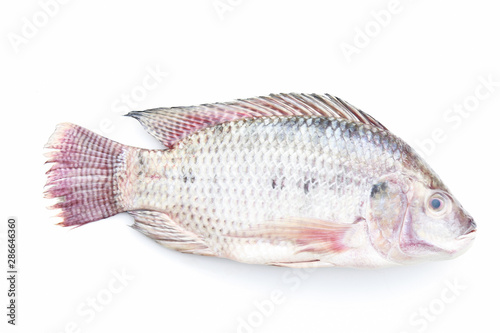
[129,210,214,256]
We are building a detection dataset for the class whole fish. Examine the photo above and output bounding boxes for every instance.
[44,93,476,268]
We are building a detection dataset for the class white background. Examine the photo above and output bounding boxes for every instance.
[1,1,499,332]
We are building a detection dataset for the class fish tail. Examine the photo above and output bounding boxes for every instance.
[44,123,129,227]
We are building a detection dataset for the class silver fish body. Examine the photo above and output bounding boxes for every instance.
[45,93,476,268]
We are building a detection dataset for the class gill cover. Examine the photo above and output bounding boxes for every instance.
[367,178,410,263]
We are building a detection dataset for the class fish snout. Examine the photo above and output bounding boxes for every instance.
[467,218,477,234]
[459,217,476,239]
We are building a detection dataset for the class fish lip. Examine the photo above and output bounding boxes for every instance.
[459,218,477,238]
[457,228,477,240]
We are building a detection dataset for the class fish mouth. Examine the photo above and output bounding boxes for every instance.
[458,220,477,240]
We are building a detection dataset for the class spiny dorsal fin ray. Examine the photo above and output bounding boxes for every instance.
[126,93,388,149]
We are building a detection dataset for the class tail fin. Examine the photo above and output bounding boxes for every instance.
[44,123,128,227]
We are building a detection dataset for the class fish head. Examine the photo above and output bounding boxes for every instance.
[368,176,476,265]
[398,180,476,263]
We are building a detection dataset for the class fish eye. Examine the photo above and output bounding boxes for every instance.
[427,192,449,215]
[431,198,442,210]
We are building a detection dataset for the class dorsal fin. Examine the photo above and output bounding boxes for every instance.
[126,93,388,148]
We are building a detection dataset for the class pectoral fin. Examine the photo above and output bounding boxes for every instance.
[230,217,365,256]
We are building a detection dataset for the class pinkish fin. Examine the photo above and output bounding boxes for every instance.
[130,210,215,256]
[126,93,388,148]
[231,217,361,255]
[269,260,335,268]
[44,123,128,227]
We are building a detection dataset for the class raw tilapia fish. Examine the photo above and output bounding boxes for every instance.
[45,93,476,268]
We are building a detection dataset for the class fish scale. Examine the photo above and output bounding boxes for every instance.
[117,116,402,264]
[45,93,476,268]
